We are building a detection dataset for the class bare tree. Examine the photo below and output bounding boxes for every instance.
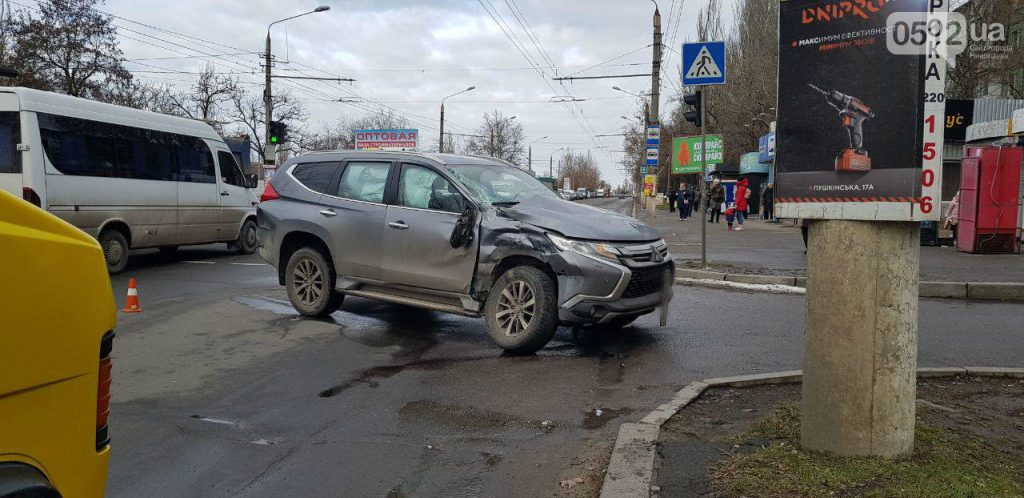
[559,150,602,190]
[229,88,308,160]
[166,65,240,121]
[11,0,132,100]
[947,1,1024,99]
[465,110,525,166]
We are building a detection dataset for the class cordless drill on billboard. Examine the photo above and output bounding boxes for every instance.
[808,84,875,172]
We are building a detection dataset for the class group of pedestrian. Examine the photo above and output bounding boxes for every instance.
[667,183,697,220]
[668,177,752,230]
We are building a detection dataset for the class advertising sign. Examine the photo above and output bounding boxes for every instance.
[354,129,418,150]
[740,152,770,175]
[758,133,776,163]
[944,99,974,141]
[672,135,723,174]
[643,174,657,196]
[775,0,946,221]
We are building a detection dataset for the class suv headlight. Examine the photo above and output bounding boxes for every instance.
[546,233,621,263]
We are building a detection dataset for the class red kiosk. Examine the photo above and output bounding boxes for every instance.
[957,145,1022,254]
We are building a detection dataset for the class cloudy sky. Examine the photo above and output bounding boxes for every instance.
[104,0,732,186]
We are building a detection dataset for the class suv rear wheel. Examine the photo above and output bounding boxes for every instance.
[285,247,343,317]
[484,266,558,354]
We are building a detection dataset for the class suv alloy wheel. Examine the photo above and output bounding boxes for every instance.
[285,247,344,317]
[484,266,558,354]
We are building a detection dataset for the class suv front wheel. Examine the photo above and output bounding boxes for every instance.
[484,266,558,354]
[285,247,344,317]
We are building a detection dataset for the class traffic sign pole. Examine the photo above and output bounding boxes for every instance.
[700,88,707,267]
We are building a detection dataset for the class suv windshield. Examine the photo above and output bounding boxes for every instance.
[446,163,560,205]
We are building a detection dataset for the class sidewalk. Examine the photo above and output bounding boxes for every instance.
[638,206,1024,284]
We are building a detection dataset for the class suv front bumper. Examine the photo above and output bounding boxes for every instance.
[549,251,674,325]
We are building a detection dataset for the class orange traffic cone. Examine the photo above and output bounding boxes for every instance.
[121,278,143,313]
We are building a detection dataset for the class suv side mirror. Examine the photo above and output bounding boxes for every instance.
[449,202,477,249]
[246,174,259,189]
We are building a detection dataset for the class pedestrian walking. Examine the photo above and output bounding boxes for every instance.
[708,179,724,223]
[943,191,961,244]
[735,177,751,230]
[724,205,736,231]
[667,187,678,213]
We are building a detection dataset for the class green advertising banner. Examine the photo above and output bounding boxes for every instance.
[672,135,723,174]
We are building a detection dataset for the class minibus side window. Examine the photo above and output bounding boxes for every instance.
[0,112,20,174]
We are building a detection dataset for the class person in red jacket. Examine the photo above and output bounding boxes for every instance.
[735,177,751,231]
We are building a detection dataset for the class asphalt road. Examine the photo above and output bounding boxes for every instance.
[106,196,1024,497]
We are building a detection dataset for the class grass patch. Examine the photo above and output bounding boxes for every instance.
[713,403,1024,498]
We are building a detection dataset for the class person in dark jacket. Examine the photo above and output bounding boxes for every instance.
[680,183,695,220]
[708,178,725,223]
[667,187,678,213]
[762,183,775,222]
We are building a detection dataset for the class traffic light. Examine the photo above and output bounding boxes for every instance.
[269,120,288,144]
[683,90,702,128]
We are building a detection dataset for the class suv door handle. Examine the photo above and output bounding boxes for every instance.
[319,209,337,217]
[387,221,409,230]
[220,190,230,196]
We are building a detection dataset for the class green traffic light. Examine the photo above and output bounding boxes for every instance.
[270,137,278,143]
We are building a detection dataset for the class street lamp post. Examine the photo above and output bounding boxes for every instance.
[265,6,330,166]
[528,136,547,173]
[439,86,475,153]
[549,147,565,179]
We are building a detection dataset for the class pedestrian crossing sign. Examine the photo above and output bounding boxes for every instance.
[682,41,726,86]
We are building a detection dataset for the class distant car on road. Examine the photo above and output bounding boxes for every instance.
[257,152,674,354]
[0,87,261,273]
[0,189,115,497]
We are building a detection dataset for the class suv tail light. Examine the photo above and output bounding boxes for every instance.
[96,331,114,451]
[260,182,281,202]
[22,187,41,207]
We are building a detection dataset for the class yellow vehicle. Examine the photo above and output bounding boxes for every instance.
[0,189,115,497]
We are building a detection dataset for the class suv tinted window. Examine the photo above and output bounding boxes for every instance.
[398,164,463,213]
[0,112,21,174]
[291,162,338,193]
[337,162,389,203]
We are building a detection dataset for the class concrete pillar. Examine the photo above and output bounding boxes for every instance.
[801,219,919,458]
[646,196,657,216]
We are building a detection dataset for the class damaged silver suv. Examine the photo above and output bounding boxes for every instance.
[256,151,673,354]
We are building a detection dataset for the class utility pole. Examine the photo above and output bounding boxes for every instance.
[649,5,661,195]
[439,102,445,153]
[265,7,331,167]
[264,33,274,166]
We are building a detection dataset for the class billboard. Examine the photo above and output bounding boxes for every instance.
[943,99,974,141]
[354,129,418,150]
[643,174,657,196]
[775,0,946,221]
[758,133,776,163]
[672,135,723,174]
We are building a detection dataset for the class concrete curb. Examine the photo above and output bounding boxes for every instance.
[599,366,1024,498]
[674,268,1024,302]
[675,277,807,296]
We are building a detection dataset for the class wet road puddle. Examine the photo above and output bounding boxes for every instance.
[582,407,633,430]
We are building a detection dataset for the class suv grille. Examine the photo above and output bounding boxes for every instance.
[617,242,669,264]
[622,267,666,298]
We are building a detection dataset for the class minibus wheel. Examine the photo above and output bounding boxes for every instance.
[100,230,129,274]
